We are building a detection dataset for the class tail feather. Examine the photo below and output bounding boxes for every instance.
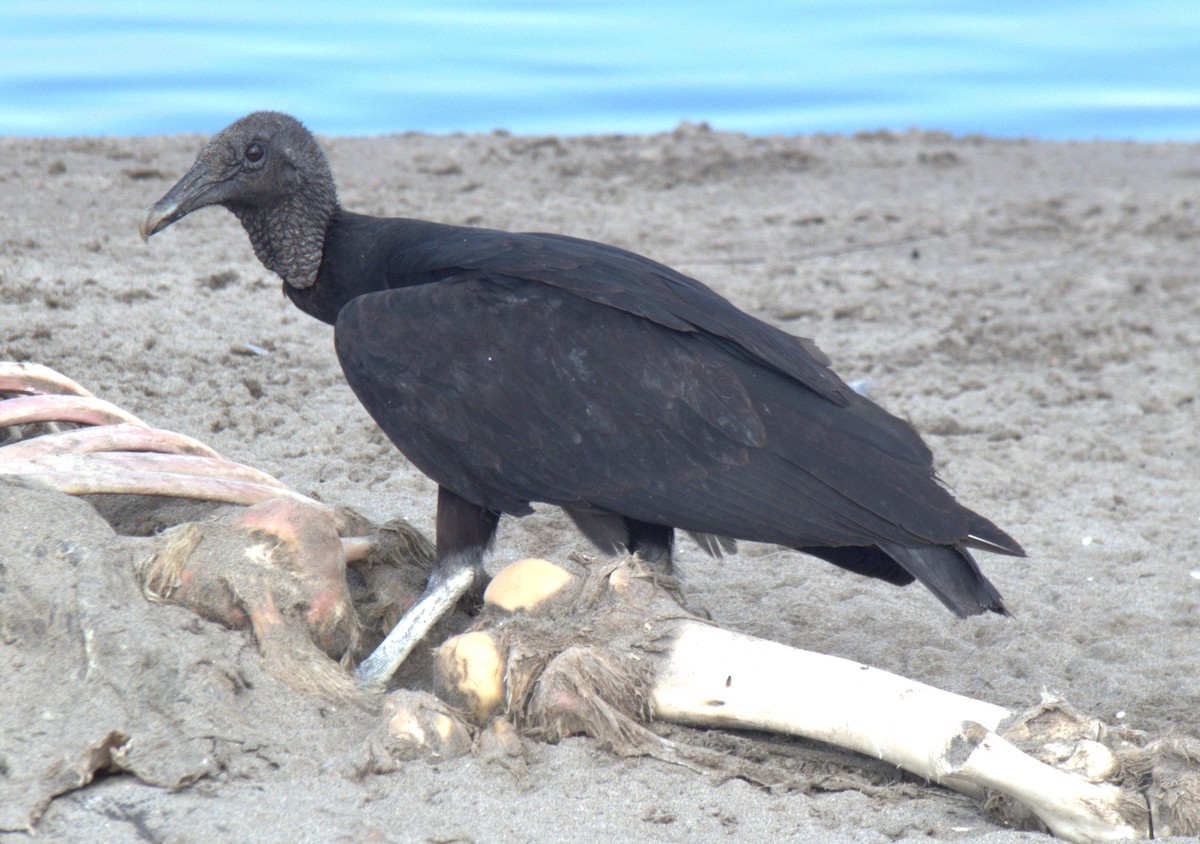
[877,541,1008,617]
[964,515,1026,558]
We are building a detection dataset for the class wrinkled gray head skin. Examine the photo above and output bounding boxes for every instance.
[140,111,339,289]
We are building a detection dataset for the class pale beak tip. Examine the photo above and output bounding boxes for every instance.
[139,203,169,242]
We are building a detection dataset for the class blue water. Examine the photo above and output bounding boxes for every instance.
[2,0,1199,140]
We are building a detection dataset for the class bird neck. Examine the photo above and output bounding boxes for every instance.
[279,211,472,326]
[233,188,338,291]
[278,209,385,325]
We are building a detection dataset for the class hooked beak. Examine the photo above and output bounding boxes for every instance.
[139,160,221,242]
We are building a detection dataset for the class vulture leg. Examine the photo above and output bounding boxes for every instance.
[623,518,674,573]
[355,486,499,691]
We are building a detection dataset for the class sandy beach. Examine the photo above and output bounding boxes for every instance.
[1,126,1198,842]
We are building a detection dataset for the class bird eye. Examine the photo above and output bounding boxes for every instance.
[244,142,265,164]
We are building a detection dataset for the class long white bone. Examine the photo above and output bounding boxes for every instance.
[653,622,1145,843]
[434,558,1180,844]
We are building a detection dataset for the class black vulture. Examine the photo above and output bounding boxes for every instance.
[141,112,1024,689]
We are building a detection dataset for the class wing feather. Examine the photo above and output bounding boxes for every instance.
[333,272,1018,556]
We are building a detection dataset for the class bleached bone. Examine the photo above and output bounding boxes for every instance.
[0,447,317,505]
[0,362,421,588]
[1,365,332,515]
[432,557,1195,844]
[654,621,1145,842]
[0,361,97,397]
[1,362,436,701]
[0,422,221,459]
[0,393,147,428]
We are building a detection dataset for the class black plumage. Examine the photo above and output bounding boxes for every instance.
[142,112,1023,664]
